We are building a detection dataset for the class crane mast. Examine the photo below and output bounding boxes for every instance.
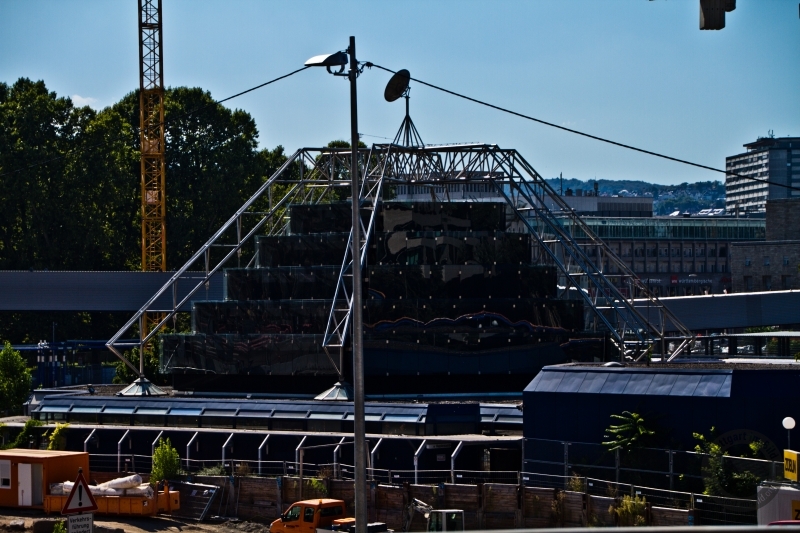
[138,0,166,358]
[139,0,166,274]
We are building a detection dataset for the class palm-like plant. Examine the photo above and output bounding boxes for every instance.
[602,411,655,452]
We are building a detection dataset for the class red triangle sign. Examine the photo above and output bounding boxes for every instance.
[61,471,99,515]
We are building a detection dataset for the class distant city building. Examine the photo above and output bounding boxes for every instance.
[547,194,653,218]
[731,198,800,292]
[548,215,765,296]
[396,182,766,296]
[725,136,800,216]
[394,184,653,217]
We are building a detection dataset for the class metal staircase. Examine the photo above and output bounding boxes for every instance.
[489,152,694,361]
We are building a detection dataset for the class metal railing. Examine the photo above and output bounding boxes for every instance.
[86,452,759,523]
[524,436,784,494]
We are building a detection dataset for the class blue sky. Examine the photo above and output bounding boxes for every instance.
[1,1,797,185]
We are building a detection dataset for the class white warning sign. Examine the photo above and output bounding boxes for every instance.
[67,513,93,533]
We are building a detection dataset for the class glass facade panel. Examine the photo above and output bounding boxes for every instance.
[564,217,765,241]
[308,412,345,420]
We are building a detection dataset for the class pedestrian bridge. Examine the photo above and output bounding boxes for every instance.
[0,271,798,332]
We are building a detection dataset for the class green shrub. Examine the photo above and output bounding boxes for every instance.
[567,472,585,492]
[52,521,66,533]
[196,464,226,476]
[611,495,647,526]
[5,419,43,449]
[47,422,70,450]
[151,438,181,484]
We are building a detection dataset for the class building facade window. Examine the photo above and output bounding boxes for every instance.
[763,256,770,266]
[763,275,772,290]
[744,276,753,291]
[0,460,9,488]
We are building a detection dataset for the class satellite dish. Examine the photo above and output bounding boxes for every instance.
[384,69,410,102]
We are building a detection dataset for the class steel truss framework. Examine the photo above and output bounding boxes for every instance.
[107,143,694,382]
[139,0,166,273]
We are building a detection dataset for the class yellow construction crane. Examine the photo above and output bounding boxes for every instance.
[139,0,166,274]
[138,0,166,340]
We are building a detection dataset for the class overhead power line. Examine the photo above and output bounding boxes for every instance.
[0,66,310,179]
[366,63,800,193]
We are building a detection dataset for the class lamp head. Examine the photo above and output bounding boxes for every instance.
[304,51,349,74]
[784,417,796,430]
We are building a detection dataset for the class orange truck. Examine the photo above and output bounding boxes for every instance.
[269,499,348,533]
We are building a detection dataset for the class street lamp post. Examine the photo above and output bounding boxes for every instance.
[784,417,796,449]
[305,36,367,533]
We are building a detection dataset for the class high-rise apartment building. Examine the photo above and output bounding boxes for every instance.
[725,136,800,215]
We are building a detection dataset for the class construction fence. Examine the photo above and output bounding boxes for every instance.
[87,455,758,527]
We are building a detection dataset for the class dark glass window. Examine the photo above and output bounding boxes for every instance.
[285,505,301,521]
[320,506,343,517]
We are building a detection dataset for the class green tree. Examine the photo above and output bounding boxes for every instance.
[0,78,139,344]
[602,411,655,452]
[5,419,43,449]
[112,87,289,269]
[151,437,181,484]
[0,79,289,343]
[112,345,167,385]
[47,422,70,451]
[694,428,761,497]
[0,341,32,415]
[0,78,138,271]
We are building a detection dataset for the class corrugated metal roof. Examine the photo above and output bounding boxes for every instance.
[525,366,732,397]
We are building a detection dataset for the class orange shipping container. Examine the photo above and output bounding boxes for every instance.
[0,449,89,509]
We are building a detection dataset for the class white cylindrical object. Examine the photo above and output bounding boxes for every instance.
[101,474,142,489]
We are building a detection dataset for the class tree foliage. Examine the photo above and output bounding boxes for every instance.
[0,340,32,415]
[693,428,761,498]
[0,78,289,343]
[602,411,655,452]
[4,419,43,449]
[112,86,289,268]
[151,437,181,484]
[112,345,167,385]
[610,495,647,526]
[47,422,69,451]
[0,78,138,271]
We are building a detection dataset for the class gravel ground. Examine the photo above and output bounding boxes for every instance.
[0,512,270,533]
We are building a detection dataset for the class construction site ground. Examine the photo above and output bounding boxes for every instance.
[0,511,270,533]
